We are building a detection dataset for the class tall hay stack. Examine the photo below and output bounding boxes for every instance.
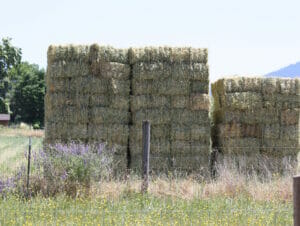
[212,77,300,172]
[45,44,130,171]
[128,47,211,174]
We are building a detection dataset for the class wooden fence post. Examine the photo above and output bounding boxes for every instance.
[141,121,150,193]
[294,175,300,226]
[26,137,32,197]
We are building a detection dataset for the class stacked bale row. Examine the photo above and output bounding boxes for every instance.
[128,47,211,174]
[212,77,300,172]
[45,44,130,171]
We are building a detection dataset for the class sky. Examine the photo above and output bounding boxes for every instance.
[1,0,300,82]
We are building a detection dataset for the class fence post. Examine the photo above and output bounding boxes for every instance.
[294,175,300,226]
[141,121,150,193]
[26,137,32,198]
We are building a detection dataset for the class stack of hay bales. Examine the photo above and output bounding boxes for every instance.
[212,77,300,172]
[128,47,211,174]
[45,44,130,171]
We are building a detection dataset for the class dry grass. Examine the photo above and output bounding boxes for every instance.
[90,169,293,203]
[0,126,44,137]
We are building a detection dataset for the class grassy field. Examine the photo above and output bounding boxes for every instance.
[0,127,294,225]
[0,126,43,176]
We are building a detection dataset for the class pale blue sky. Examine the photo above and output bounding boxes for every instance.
[1,0,299,81]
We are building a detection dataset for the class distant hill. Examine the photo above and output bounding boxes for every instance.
[266,62,300,78]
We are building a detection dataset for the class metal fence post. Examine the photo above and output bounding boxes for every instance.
[141,121,150,193]
[294,175,300,226]
[26,137,32,197]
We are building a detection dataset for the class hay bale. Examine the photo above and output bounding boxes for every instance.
[132,62,209,81]
[132,109,171,125]
[262,124,280,139]
[130,125,170,142]
[128,47,207,64]
[131,95,170,112]
[90,62,130,80]
[262,94,300,110]
[68,123,88,140]
[171,109,209,125]
[279,78,299,95]
[261,78,281,94]
[171,95,189,109]
[132,79,190,95]
[219,109,280,124]
[218,138,260,154]
[218,123,262,138]
[88,124,129,146]
[88,44,129,64]
[47,78,68,93]
[171,125,191,141]
[223,92,263,110]
[281,108,300,125]
[91,107,129,124]
[190,81,209,94]
[171,141,210,155]
[47,61,90,78]
[130,153,170,173]
[47,45,90,65]
[130,139,170,155]
[261,139,299,156]
[90,95,129,109]
[190,94,210,110]
[280,125,299,141]
[191,125,211,141]
[171,155,210,174]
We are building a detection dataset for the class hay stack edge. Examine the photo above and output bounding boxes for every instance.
[45,44,211,175]
[212,77,300,172]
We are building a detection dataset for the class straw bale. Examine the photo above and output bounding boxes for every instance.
[132,109,171,125]
[262,94,300,109]
[128,47,207,64]
[218,138,260,154]
[130,139,170,155]
[90,95,129,109]
[261,78,281,94]
[88,44,129,64]
[261,139,299,156]
[131,95,170,112]
[262,124,280,139]
[190,94,210,110]
[132,79,190,95]
[171,141,210,155]
[171,109,209,125]
[223,92,262,110]
[171,95,189,109]
[88,124,129,146]
[47,45,90,65]
[47,61,90,78]
[170,124,210,141]
[130,125,170,142]
[171,125,191,141]
[190,81,209,94]
[47,78,68,93]
[132,62,209,81]
[190,125,211,141]
[171,155,210,173]
[280,125,299,141]
[132,62,171,80]
[130,153,170,173]
[218,109,280,124]
[281,108,299,125]
[218,123,262,138]
[278,78,299,95]
[211,77,262,94]
[91,107,129,124]
[68,123,88,140]
[90,61,130,80]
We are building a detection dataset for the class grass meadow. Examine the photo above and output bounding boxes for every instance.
[0,126,294,225]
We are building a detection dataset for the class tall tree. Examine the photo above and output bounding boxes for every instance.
[0,37,22,99]
[10,62,45,127]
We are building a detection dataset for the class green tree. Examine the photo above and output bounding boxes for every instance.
[0,37,22,98]
[10,62,45,127]
[0,97,8,113]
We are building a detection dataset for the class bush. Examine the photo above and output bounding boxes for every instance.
[0,142,116,197]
